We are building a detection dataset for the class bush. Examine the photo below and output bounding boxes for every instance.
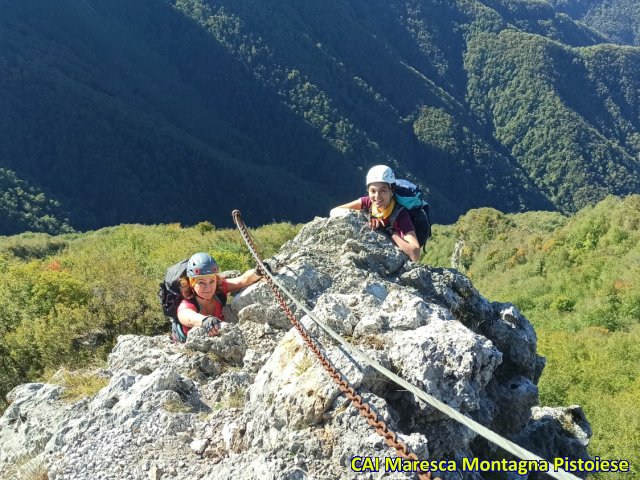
[194,221,216,234]
[0,220,300,412]
[550,296,575,312]
[424,196,640,469]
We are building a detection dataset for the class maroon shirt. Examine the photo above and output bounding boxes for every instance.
[360,197,415,237]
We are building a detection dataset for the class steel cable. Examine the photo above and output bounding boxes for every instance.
[232,210,581,480]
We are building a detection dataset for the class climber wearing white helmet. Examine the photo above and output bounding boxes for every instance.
[330,165,420,261]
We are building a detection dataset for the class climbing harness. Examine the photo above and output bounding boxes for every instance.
[232,211,581,480]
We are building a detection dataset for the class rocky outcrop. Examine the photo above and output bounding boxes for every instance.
[0,212,590,479]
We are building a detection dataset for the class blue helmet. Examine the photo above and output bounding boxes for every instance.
[186,252,219,278]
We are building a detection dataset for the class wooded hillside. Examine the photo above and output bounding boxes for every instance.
[1,0,639,233]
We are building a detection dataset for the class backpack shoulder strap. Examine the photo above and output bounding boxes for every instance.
[388,202,405,228]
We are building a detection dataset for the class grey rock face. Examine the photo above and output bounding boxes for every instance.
[513,405,592,460]
[387,321,502,417]
[0,384,70,468]
[0,212,590,479]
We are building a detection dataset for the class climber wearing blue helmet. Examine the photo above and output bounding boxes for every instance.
[176,252,261,338]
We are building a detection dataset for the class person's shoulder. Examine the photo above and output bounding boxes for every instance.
[394,206,415,233]
[217,276,230,295]
[178,298,196,309]
[397,206,412,220]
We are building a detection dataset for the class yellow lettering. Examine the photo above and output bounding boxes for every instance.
[351,457,379,472]
[385,457,402,472]
[363,457,378,472]
[462,457,479,471]
[553,457,565,471]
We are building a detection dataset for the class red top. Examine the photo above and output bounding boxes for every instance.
[177,278,229,335]
[360,196,415,237]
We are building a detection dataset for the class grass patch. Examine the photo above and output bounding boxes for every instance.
[3,454,48,480]
[356,335,386,350]
[226,389,245,409]
[208,389,246,412]
[294,353,314,376]
[162,398,193,414]
[57,370,109,402]
[20,461,48,480]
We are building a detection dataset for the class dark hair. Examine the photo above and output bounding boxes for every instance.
[367,183,395,192]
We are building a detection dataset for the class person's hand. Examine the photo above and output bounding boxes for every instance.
[369,217,386,231]
[201,316,221,336]
[254,262,272,278]
[330,207,350,218]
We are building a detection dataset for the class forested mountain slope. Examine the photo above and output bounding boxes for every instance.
[550,0,640,45]
[1,0,639,233]
[0,169,73,235]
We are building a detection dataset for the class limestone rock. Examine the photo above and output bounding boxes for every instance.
[0,213,591,480]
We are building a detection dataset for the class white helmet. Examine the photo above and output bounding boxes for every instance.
[366,165,396,186]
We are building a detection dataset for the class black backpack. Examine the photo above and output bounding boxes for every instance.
[389,179,432,251]
[158,258,227,342]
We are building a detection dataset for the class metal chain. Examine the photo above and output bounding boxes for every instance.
[232,210,434,480]
[232,211,583,480]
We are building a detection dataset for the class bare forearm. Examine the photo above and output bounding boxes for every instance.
[330,199,362,217]
[177,309,208,328]
[391,233,420,261]
[226,269,261,293]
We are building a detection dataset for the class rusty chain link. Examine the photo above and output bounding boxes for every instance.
[232,210,435,480]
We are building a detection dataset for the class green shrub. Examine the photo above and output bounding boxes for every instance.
[424,196,640,469]
[194,221,216,234]
[550,296,575,312]
[0,220,300,413]
[2,235,68,261]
